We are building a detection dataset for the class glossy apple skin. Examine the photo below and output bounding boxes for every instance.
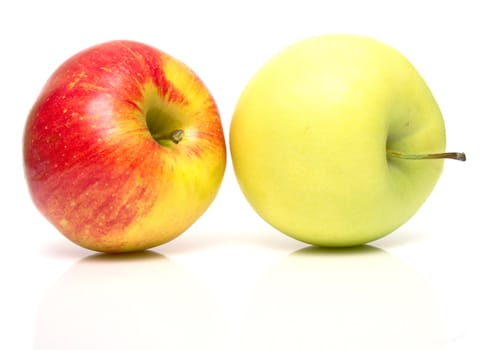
[24,41,226,253]
[230,34,446,247]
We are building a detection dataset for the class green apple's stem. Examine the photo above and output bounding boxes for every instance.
[151,129,185,144]
[387,150,466,161]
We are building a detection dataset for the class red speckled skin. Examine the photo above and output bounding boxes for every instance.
[23,41,226,252]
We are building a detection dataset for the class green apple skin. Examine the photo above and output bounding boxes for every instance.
[230,34,446,247]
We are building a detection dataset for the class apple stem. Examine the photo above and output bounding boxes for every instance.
[169,129,184,144]
[387,150,466,161]
[151,129,184,145]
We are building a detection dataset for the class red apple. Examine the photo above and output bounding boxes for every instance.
[23,40,226,253]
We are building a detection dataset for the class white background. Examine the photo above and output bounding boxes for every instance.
[1,0,485,349]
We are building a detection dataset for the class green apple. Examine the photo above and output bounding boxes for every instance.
[230,34,465,247]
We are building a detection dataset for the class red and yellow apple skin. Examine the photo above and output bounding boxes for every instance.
[24,40,226,253]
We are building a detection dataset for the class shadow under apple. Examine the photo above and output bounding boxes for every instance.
[34,251,227,350]
[237,245,447,350]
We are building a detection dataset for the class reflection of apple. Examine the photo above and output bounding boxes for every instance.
[238,246,446,350]
[23,41,226,252]
[230,34,465,246]
[35,252,227,349]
